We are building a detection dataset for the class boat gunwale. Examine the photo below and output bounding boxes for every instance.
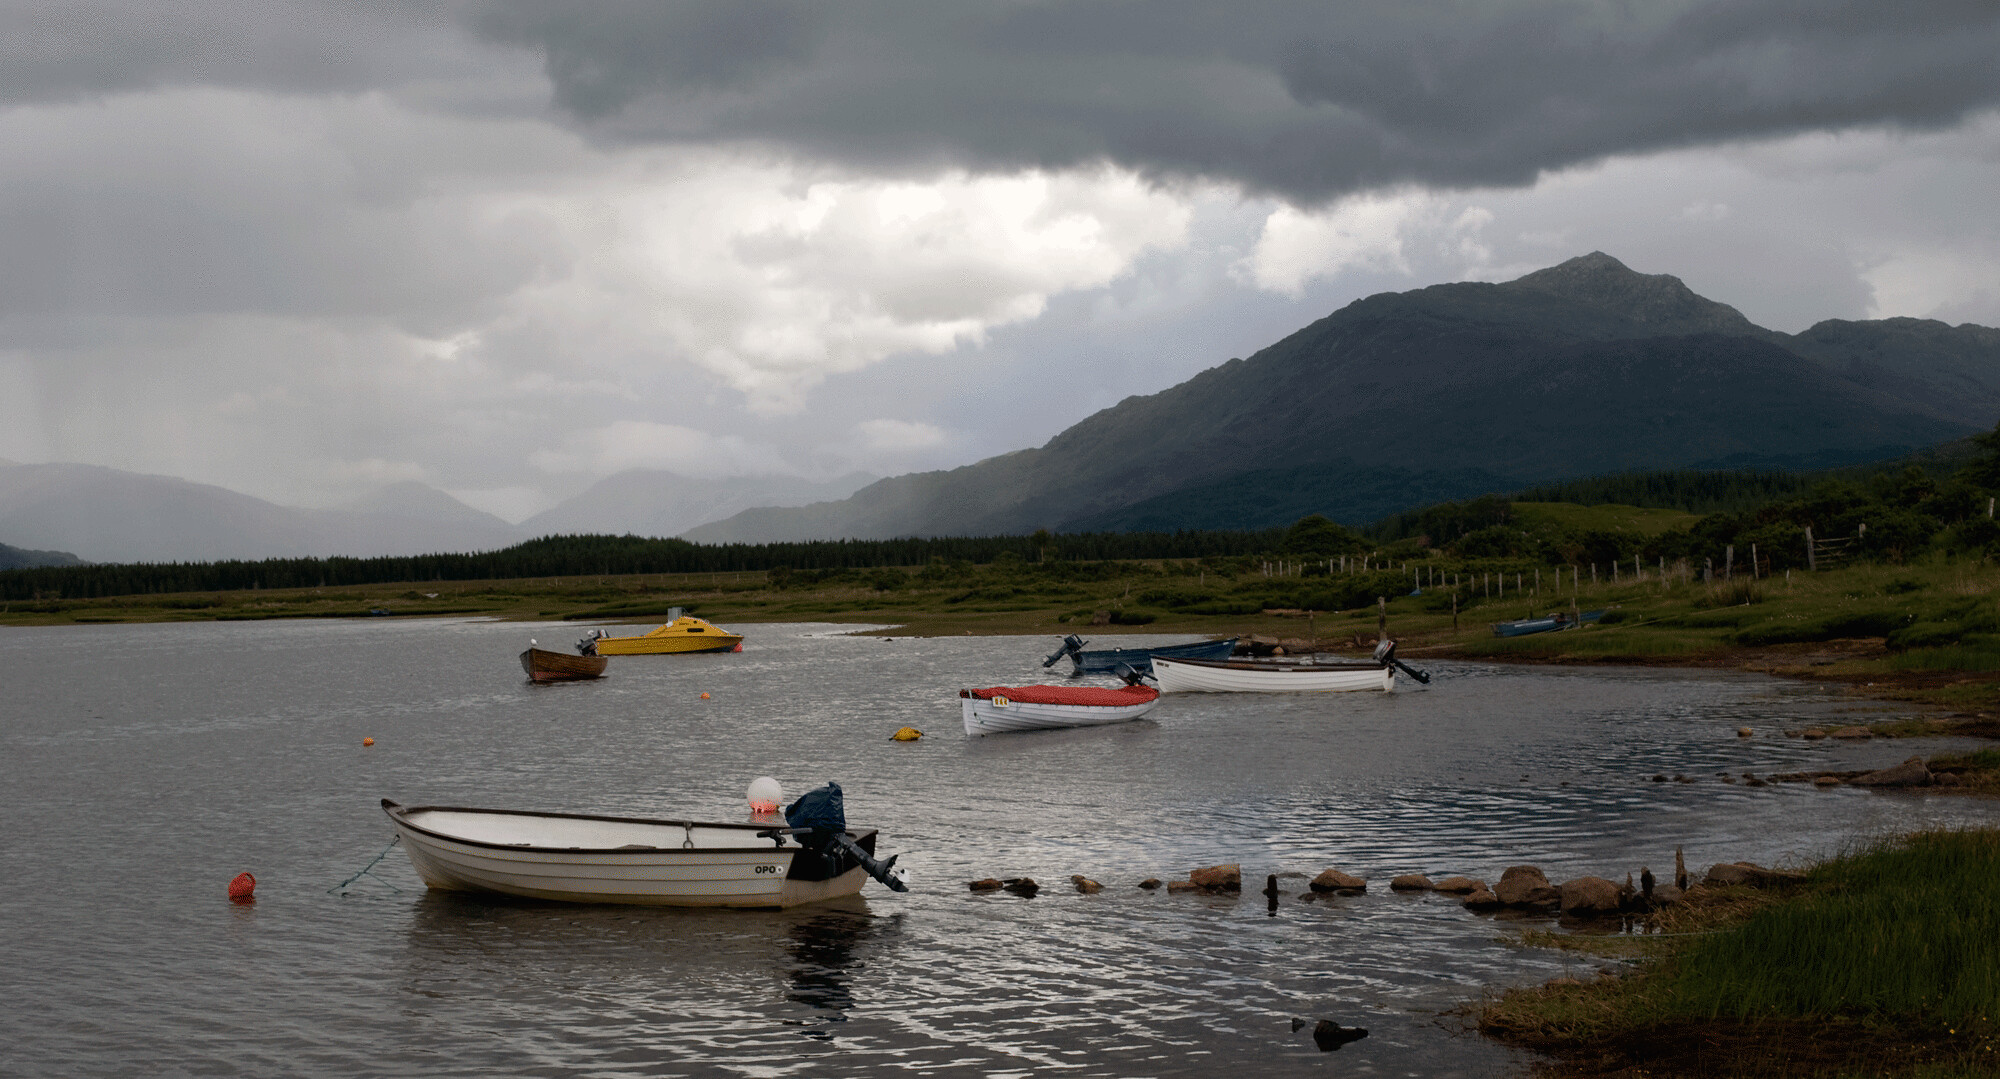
[1152,655,1390,674]
[381,799,873,857]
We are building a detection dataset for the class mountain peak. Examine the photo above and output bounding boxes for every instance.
[1502,252,1758,334]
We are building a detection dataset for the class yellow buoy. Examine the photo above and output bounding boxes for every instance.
[891,726,923,741]
[362,737,374,746]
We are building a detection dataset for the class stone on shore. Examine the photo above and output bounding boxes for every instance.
[1848,756,1932,788]
[1494,865,1554,906]
[1389,874,1434,891]
[1071,875,1103,894]
[1813,775,1841,787]
[1165,880,1203,894]
[969,878,1003,892]
[1138,878,1162,890]
[1190,864,1242,891]
[1704,861,1805,887]
[1309,868,1367,894]
[1558,876,1622,915]
[1432,876,1483,894]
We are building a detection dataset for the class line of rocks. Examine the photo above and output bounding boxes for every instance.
[967,850,1809,917]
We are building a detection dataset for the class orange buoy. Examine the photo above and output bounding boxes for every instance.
[700,692,711,700]
[228,872,256,903]
[362,736,375,746]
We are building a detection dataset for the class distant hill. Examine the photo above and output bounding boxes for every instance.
[0,464,524,563]
[521,470,876,538]
[0,540,83,570]
[690,253,1996,541]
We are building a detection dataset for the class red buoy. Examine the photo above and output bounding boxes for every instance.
[228,872,256,903]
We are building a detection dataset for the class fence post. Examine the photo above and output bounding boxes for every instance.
[1751,543,1759,580]
[1377,596,1387,640]
[1805,526,1815,571]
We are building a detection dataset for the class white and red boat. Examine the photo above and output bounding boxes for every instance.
[959,682,1162,736]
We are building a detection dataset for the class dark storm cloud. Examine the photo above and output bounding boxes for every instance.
[0,2,499,105]
[463,0,2000,200]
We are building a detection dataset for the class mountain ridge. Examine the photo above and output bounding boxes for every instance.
[687,253,1998,541]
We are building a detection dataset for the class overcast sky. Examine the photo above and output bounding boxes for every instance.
[4,1,1998,522]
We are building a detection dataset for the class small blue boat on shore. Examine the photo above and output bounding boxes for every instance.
[1042,634,1240,675]
[1492,609,1607,638]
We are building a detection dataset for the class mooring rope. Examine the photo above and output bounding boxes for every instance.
[329,835,404,895]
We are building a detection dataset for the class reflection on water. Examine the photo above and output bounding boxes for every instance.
[4,619,2000,1076]
[784,905,886,1036]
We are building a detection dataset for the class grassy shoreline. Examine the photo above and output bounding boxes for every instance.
[1480,829,2000,1078]
[6,553,1997,710]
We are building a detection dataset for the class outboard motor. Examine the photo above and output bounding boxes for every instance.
[1111,661,1152,687]
[780,782,908,892]
[576,629,600,656]
[1042,634,1088,669]
[1371,639,1433,685]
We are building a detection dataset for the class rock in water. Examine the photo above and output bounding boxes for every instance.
[1137,878,1162,890]
[1389,874,1433,891]
[1071,875,1103,894]
[968,878,1003,892]
[1189,864,1241,891]
[1462,886,1503,911]
[1002,877,1040,896]
[1309,868,1366,894]
[1431,876,1482,894]
[1558,876,1622,915]
[1494,865,1552,906]
[1311,1020,1368,1051]
[1848,756,1932,788]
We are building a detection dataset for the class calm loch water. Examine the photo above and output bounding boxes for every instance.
[6,618,1999,1077]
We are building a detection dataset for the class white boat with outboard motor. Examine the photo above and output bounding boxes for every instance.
[1152,639,1431,693]
[381,779,908,908]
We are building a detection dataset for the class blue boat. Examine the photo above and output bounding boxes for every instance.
[1491,609,1607,638]
[1042,634,1240,675]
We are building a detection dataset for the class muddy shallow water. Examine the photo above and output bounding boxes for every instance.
[5,619,1996,1077]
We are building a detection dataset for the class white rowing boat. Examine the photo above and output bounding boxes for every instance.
[381,793,903,908]
[959,683,1162,736]
[1151,655,1396,693]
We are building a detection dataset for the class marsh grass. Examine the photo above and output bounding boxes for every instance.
[1483,830,2000,1077]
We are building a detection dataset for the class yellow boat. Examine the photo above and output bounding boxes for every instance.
[589,613,744,656]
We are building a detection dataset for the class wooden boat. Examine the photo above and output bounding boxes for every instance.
[589,610,744,655]
[381,791,905,909]
[1491,609,1608,637]
[519,645,608,683]
[1152,655,1396,693]
[960,682,1162,736]
[1042,634,1240,675]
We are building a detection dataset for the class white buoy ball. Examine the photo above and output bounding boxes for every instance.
[747,776,783,815]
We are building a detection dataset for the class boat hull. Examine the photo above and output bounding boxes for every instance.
[961,694,1161,735]
[1152,656,1395,693]
[591,616,744,655]
[382,801,872,908]
[519,647,608,682]
[1068,637,1239,674]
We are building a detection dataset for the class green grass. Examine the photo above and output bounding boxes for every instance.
[1671,831,2000,1022]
